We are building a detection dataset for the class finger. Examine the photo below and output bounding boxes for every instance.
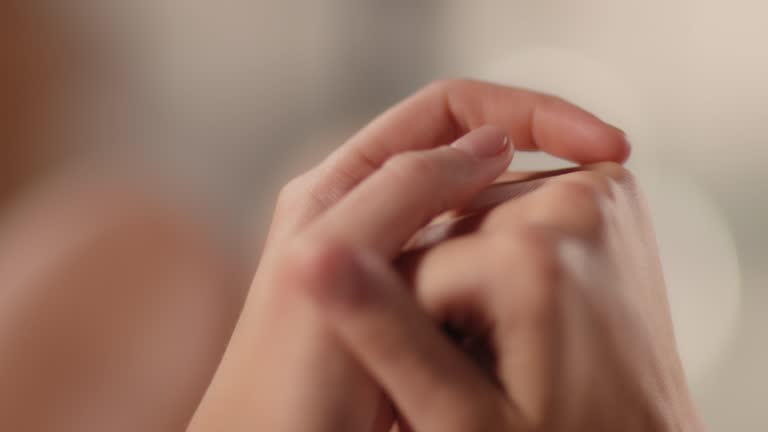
[399,230,560,428]
[450,165,615,218]
[405,163,628,250]
[311,125,513,257]
[303,246,522,432]
[398,168,626,424]
[478,168,621,239]
[306,79,629,213]
[402,228,671,431]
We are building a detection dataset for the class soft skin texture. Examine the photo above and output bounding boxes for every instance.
[0,5,246,430]
[186,80,703,432]
[390,165,705,431]
[0,174,246,431]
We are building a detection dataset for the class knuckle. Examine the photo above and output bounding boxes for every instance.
[555,181,605,217]
[529,183,607,238]
[276,175,308,207]
[557,170,613,197]
[278,235,356,292]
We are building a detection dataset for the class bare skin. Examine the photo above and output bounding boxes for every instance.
[189,79,702,431]
[1,5,702,430]
[0,5,246,430]
[0,175,246,431]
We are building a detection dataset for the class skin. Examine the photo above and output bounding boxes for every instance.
[384,165,702,431]
[0,177,246,431]
[0,5,246,430]
[0,5,701,429]
[189,79,702,431]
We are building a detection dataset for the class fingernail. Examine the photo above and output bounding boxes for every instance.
[451,126,512,158]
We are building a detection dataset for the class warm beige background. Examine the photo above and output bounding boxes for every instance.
[65,1,767,430]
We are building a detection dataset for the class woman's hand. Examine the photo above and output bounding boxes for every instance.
[188,79,629,432]
[306,164,705,432]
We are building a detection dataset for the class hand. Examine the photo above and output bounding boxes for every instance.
[188,79,629,431]
[306,164,705,432]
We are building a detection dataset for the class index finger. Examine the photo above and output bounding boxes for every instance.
[315,79,629,202]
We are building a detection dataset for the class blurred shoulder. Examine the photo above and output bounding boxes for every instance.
[0,166,247,299]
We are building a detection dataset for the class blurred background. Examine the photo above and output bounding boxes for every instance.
[4,1,767,430]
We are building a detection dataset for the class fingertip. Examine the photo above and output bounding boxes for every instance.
[596,123,632,163]
[572,115,631,163]
[614,129,632,163]
[532,96,631,164]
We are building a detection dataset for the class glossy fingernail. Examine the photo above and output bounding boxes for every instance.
[451,126,512,158]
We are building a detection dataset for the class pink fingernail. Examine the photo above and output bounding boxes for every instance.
[452,127,512,159]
